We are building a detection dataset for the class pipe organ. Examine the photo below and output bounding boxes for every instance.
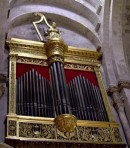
[6,15,125,148]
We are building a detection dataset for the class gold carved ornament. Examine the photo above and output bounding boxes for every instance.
[33,13,68,64]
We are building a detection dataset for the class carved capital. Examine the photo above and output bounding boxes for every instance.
[118,80,130,91]
[107,86,119,95]
[44,39,68,64]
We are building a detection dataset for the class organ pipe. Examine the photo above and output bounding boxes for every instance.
[16,69,54,117]
[68,76,108,121]
[50,62,71,115]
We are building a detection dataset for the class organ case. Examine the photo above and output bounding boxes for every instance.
[6,38,125,147]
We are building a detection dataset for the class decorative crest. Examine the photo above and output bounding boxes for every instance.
[33,12,61,41]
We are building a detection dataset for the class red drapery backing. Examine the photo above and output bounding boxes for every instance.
[16,63,50,80]
[65,69,98,86]
[16,63,98,86]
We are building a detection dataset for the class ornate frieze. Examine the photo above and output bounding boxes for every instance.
[77,126,113,142]
[7,38,102,66]
[17,57,48,66]
[64,63,94,71]
[6,115,123,145]
[19,122,55,139]
[8,120,17,136]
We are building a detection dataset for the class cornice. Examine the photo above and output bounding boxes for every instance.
[6,38,102,61]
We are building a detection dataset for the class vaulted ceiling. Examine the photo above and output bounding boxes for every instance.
[8,0,104,49]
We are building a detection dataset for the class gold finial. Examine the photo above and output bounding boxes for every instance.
[32,12,61,41]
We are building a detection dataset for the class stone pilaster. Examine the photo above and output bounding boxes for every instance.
[108,86,130,146]
[118,80,130,127]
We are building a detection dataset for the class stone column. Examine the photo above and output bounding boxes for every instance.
[108,86,130,146]
[118,81,130,124]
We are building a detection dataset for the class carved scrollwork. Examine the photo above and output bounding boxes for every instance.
[19,122,55,139]
[57,130,78,140]
[48,55,64,64]
[112,127,122,142]
[9,61,16,113]
[7,116,123,145]
[77,126,113,142]
[8,120,17,136]
[64,63,93,71]
[17,57,48,66]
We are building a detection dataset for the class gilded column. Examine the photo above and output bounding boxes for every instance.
[44,22,71,116]
[108,86,130,146]
[9,54,17,114]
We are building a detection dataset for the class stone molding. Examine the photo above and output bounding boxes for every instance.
[107,86,119,95]
[107,80,130,95]
[107,86,124,111]
[118,81,130,91]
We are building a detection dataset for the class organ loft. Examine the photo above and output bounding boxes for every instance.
[5,13,126,147]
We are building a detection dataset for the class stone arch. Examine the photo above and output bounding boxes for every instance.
[8,12,100,48]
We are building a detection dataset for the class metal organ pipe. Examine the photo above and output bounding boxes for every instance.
[92,84,103,121]
[67,76,108,121]
[16,68,108,122]
[50,62,71,116]
[29,70,34,116]
[20,75,24,115]
[59,63,71,113]
[95,86,108,121]
[82,77,95,121]
[79,76,91,120]
[32,69,37,116]
[16,69,54,118]
[51,64,63,115]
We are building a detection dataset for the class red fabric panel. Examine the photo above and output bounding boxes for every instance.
[16,63,50,80]
[65,69,98,86]
[16,63,98,86]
